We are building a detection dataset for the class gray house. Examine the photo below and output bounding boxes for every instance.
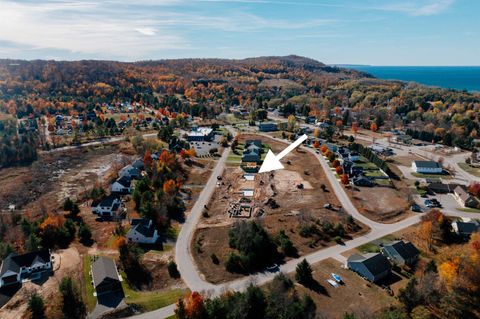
[347,253,391,283]
[0,250,53,287]
[381,241,419,266]
[91,257,122,296]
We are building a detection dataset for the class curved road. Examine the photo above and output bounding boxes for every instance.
[128,132,477,319]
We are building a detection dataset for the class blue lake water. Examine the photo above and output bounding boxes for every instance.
[347,66,480,92]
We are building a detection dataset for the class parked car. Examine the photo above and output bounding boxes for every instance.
[424,199,434,208]
[411,204,422,212]
[266,264,279,272]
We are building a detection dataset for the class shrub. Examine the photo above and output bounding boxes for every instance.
[167,260,180,278]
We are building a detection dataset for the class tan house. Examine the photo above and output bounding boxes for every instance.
[454,185,480,209]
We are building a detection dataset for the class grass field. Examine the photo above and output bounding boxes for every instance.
[457,207,480,213]
[458,163,480,177]
[82,255,97,312]
[411,172,452,179]
[120,272,189,312]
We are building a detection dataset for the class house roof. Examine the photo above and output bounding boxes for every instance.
[115,176,131,188]
[128,219,156,238]
[93,194,120,207]
[0,250,51,277]
[245,140,262,148]
[383,241,419,261]
[120,165,140,175]
[348,253,391,277]
[91,257,120,288]
[453,220,480,235]
[414,161,441,169]
[454,185,475,202]
[132,159,144,170]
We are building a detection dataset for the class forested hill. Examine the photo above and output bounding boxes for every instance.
[1,55,479,151]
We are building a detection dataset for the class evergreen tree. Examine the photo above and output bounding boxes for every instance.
[28,293,45,319]
[295,259,313,286]
[59,277,86,319]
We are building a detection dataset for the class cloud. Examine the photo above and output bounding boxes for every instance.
[0,1,187,59]
[379,0,455,16]
[135,28,157,36]
[0,0,339,60]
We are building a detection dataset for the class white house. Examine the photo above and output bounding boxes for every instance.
[411,161,443,174]
[111,176,132,194]
[92,195,121,217]
[119,165,141,180]
[126,219,159,244]
[0,250,53,288]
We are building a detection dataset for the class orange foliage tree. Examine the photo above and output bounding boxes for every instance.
[340,174,349,185]
[370,122,378,132]
[163,179,177,195]
[332,159,340,168]
[335,166,344,175]
[313,141,320,148]
[321,144,328,154]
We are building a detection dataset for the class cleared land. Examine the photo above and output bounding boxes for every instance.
[192,134,368,283]
[295,258,396,319]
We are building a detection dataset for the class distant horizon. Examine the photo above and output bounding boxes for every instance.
[1,1,480,65]
[1,56,480,68]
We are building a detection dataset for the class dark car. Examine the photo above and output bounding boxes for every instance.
[411,204,422,212]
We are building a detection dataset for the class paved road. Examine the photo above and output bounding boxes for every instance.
[127,131,479,319]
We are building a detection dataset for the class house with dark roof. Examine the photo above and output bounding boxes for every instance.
[453,185,480,209]
[381,241,419,266]
[242,140,262,164]
[119,165,141,180]
[451,219,480,239]
[427,182,456,194]
[347,253,391,283]
[258,122,278,132]
[0,250,52,288]
[92,194,121,217]
[91,257,122,296]
[132,159,145,171]
[111,176,132,194]
[126,219,159,244]
[353,175,375,187]
[411,161,442,174]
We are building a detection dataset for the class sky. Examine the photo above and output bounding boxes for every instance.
[0,0,479,65]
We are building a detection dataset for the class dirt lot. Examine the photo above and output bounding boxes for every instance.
[349,187,413,223]
[0,247,82,319]
[182,158,216,212]
[0,143,132,214]
[295,258,396,318]
[192,134,368,283]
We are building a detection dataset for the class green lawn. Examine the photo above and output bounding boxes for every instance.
[120,272,189,312]
[457,207,480,213]
[411,172,452,179]
[354,157,379,170]
[358,242,380,253]
[365,170,385,177]
[82,255,97,312]
[458,163,480,177]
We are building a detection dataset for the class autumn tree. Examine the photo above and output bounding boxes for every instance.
[468,182,480,196]
[335,166,344,175]
[340,174,349,185]
[313,140,320,148]
[184,292,207,319]
[287,114,296,132]
[370,122,378,132]
[351,122,359,136]
[163,179,177,195]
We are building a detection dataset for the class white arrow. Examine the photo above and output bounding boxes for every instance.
[258,134,308,173]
